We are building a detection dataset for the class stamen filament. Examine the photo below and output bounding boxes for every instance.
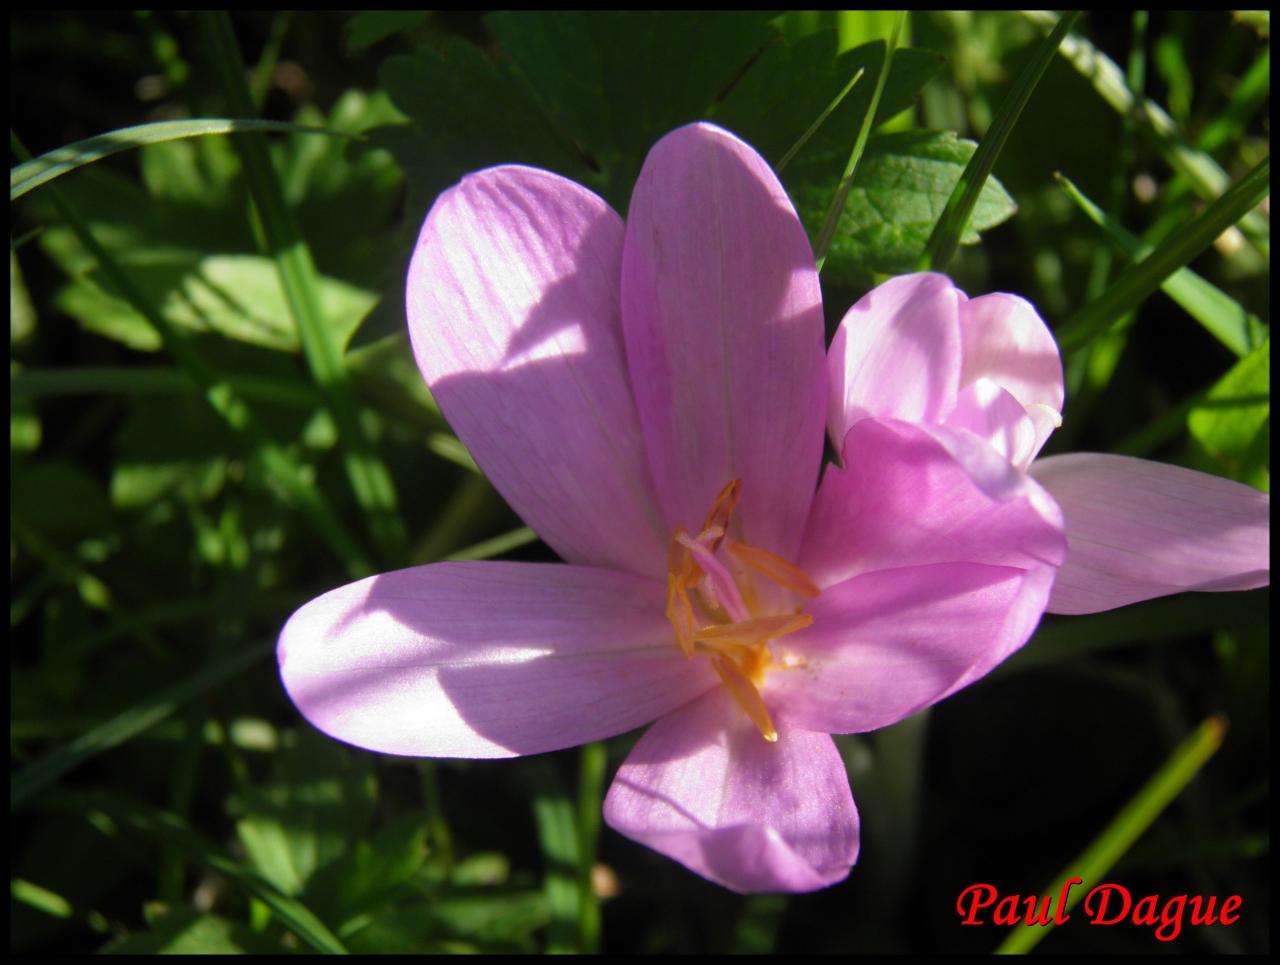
[726,539,821,597]
[710,654,778,742]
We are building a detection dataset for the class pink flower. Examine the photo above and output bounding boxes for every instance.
[828,273,1270,617]
[277,123,1071,894]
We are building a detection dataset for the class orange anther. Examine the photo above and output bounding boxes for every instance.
[710,654,778,742]
[726,539,820,598]
[693,612,813,646]
[699,479,741,551]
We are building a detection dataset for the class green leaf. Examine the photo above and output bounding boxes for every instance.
[55,253,376,353]
[1188,339,1270,491]
[11,641,272,809]
[345,11,428,53]
[11,247,36,343]
[487,12,774,186]
[10,118,352,201]
[102,910,274,954]
[377,37,591,201]
[715,34,945,172]
[232,730,375,897]
[793,130,1017,280]
[921,11,1080,271]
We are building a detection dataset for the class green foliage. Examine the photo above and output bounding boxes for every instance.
[9,9,1270,956]
[793,130,1016,279]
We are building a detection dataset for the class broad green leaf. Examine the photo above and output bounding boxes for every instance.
[1188,339,1270,491]
[345,11,428,53]
[377,37,591,200]
[11,461,114,548]
[232,730,375,897]
[487,11,774,189]
[793,130,1016,280]
[10,118,350,201]
[55,253,376,353]
[714,34,945,171]
[102,911,274,954]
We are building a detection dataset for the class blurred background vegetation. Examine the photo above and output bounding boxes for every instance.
[10,10,1269,953]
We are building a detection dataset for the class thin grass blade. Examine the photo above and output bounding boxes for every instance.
[202,12,407,566]
[776,67,865,172]
[995,717,1228,954]
[1056,156,1270,352]
[10,119,352,201]
[921,11,1081,271]
[814,12,907,271]
[1056,173,1268,356]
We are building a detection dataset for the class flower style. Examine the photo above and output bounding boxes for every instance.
[827,272,1270,617]
[276,122,1265,894]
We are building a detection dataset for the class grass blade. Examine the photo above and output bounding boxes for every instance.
[11,133,373,575]
[921,11,1081,271]
[994,717,1228,954]
[1023,10,1270,261]
[47,792,348,953]
[203,12,407,566]
[576,742,607,954]
[11,366,320,408]
[531,763,582,954]
[10,118,352,201]
[1055,156,1270,352]
[775,67,865,172]
[11,641,272,809]
[1056,173,1268,356]
[814,12,906,271]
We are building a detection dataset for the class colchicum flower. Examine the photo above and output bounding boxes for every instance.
[278,123,1268,893]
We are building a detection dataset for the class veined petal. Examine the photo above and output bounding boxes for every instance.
[800,418,1066,590]
[622,122,827,561]
[827,272,962,450]
[407,166,667,575]
[769,563,1052,734]
[1031,454,1270,614]
[604,688,858,894]
[278,562,714,758]
[959,291,1063,461]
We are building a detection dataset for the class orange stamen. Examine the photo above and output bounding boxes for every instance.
[693,613,813,646]
[711,654,778,742]
[699,479,741,551]
[726,539,821,597]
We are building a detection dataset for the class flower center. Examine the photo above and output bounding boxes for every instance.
[665,480,820,742]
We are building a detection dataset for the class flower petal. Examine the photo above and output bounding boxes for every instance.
[621,122,826,561]
[1031,454,1271,614]
[278,562,713,758]
[800,418,1065,590]
[407,166,667,575]
[769,563,1052,734]
[959,292,1063,460]
[944,378,1041,470]
[827,272,962,449]
[604,688,858,893]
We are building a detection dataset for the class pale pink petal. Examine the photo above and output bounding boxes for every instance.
[960,292,1063,460]
[604,688,858,893]
[800,419,1065,590]
[944,378,1040,470]
[278,562,712,758]
[827,272,962,450]
[407,166,667,575]
[768,563,1052,734]
[621,122,826,561]
[1031,454,1271,614]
